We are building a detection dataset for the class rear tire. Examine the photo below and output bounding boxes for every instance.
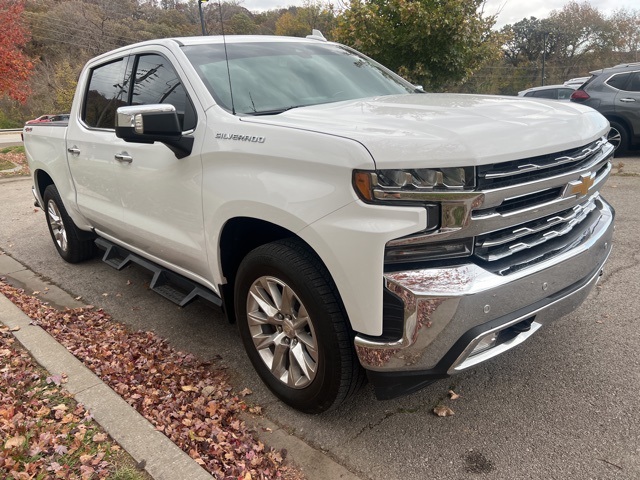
[234,239,365,413]
[608,121,629,156]
[43,185,96,263]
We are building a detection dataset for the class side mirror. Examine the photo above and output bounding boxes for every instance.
[115,104,193,159]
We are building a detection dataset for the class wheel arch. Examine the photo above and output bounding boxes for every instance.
[34,169,55,203]
[605,115,633,137]
[218,217,343,326]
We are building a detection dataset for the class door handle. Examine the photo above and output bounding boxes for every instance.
[114,152,133,163]
[67,146,80,156]
[620,98,636,103]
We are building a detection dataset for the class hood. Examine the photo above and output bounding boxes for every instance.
[240,93,609,169]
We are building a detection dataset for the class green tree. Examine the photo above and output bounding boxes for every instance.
[275,10,309,37]
[333,0,501,90]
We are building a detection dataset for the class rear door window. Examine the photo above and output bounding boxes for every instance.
[558,88,574,100]
[606,73,632,91]
[627,72,640,92]
[532,89,557,99]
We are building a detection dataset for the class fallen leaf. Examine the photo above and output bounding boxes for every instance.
[448,390,461,400]
[92,433,107,443]
[239,387,253,396]
[47,374,63,386]
[433,405,455,417]
[9,326,20,332]
[181,385,198,392]
[54,445,69,455]
[4,435,25,449]
[201,385,216,398]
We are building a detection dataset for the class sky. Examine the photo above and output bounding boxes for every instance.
[238,0,637,29]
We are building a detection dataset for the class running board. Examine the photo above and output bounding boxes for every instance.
[95,237,222,308]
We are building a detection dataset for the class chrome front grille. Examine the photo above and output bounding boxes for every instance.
[468,137,613,274]
[477,137,608,189]
[475,196,598,263]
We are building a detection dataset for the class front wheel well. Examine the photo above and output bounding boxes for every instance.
[219,217,297,322]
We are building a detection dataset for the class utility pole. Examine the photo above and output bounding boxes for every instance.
[542,31,550,86]
[198,0,209,36]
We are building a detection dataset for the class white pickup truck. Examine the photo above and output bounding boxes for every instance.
[23,34,615,413]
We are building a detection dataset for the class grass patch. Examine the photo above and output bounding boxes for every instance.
[0,146,24,154]
[0,159,15,171]
[0,146,28,176]
[0,323,150,480]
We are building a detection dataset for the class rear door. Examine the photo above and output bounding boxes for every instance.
[66,55,132,236]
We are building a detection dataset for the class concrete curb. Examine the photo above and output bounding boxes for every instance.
[0,289,213,480]
[0,253,214,479]
[0,252,362,480]
[0,163,23,174]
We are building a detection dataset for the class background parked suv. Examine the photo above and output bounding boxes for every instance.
[571,63,640,155]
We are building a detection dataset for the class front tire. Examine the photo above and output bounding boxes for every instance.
[234,239,365,413]
[43,185,96,263]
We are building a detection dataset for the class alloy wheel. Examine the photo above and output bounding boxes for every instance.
[246,276,318,388]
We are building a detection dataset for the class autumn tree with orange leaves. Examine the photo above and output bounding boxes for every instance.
[0,0,34,103]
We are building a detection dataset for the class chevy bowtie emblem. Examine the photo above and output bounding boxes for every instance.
[565,173,595,198]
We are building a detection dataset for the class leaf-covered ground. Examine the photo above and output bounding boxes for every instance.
[0,323,132,479]
[0,279,302,480]
[0,147,28,178]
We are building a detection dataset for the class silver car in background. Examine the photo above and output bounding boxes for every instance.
[518,84,577,101]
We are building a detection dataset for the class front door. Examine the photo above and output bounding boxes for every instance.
[110,50,208,279]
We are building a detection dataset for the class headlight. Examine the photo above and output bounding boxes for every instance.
[353,168,478,265]
[354,167,475,202]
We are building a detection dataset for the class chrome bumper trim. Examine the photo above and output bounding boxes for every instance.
[354,198,614,373]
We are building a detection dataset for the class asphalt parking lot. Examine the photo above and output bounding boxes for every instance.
[1,151,639,479]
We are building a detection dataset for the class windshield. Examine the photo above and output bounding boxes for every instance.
[182,41,416,115]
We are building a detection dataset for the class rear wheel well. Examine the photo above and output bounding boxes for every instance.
[35,169,54,201]
[219,218,296,322]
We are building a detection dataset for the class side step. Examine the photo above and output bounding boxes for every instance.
[95,237,222,308]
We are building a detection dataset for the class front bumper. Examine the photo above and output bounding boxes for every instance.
[355,196,614,400]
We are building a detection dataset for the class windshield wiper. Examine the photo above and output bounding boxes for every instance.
[247,105,303,116]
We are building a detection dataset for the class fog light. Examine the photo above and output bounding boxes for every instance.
[469,332,498,357]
